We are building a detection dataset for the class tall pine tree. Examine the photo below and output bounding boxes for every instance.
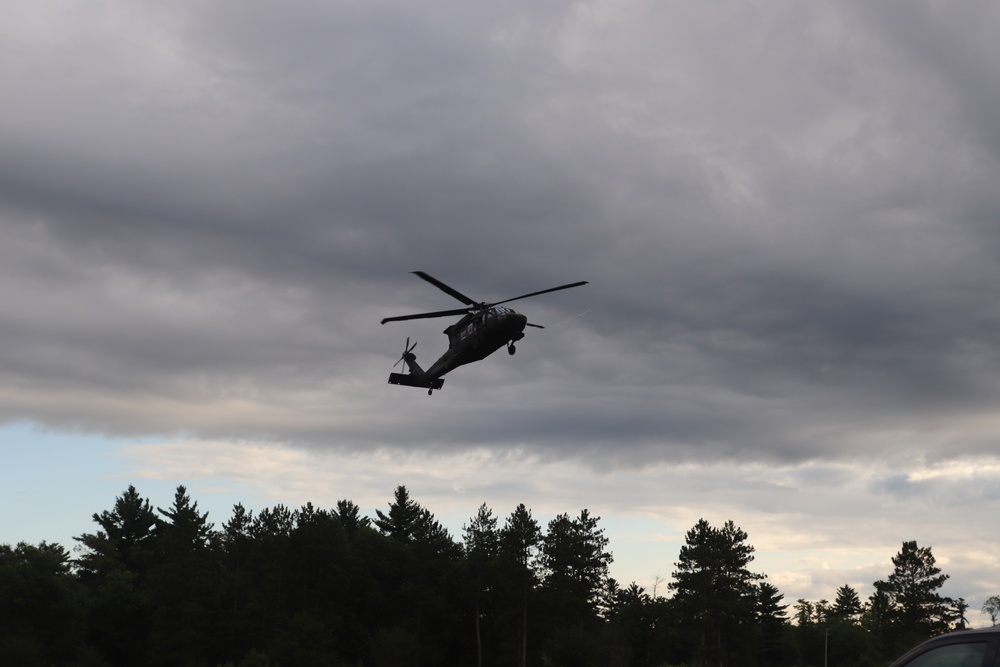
[872,540,951,653]
[499,504,541,667]
[669,519,763,667]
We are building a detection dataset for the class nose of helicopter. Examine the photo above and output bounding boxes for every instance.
[493,306,528,335]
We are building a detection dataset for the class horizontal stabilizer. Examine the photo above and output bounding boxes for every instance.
[388,373,444,390]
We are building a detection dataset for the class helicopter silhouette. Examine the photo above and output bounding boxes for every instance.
[381,271,588,394]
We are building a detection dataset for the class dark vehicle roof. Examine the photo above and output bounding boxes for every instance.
[890,628,1000,667]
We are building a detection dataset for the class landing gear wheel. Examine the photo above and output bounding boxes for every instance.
[508,343,516,355]
[428,388,433,395]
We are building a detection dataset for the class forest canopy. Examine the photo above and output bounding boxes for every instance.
[0,484,975,667]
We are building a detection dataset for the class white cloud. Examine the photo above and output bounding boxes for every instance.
[115,438,1000,616]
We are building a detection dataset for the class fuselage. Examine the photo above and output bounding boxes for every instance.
[423,306,528,380]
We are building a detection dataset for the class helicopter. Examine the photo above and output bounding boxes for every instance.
[381,271,588,394]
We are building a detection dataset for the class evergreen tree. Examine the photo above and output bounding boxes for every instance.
[463,503,501,667]
[668,519,763,667]
[873,540,951,642]
[74,485,157,666]
[244,503,295,649]
[374,485,425,541]
[0,541,82,665]
[464,503,500,557]
[75,484,157,581]
[756,582,789,666]
[796,591,875,667]
[538,510,613,667]
[149,485,221,666]
[793,599,815,627]
[606,582,657,667]
[862,587,893,636]
[499,503,541,667]
[276,503,351,666]
[814,599,830,625]
[756,583,787,622]
[335,498,371,535]
[830,584,863,624]
[373,486,461,666]
[220,503,255,659]
[540,510,613,626]
[156,484,215,548]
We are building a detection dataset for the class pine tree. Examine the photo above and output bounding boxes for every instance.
[606,582,657,667]
[463,503,500,667]
[669,519,763,667]
[0,542,82,664]
[335,498,371,535]
[74,485,157,666]
[499,504,541,667]
[540,509,613,625]
[757,581,788,665]
[375,485,429,542]
[537,510,613,667]
[149,485,220,666]
[372,485,460,665]
[873,540,951,636]
[374,486,454,560]
[830,584,863,624]
[464,503,500,558]
[220,503,254,658]
[794,599,815,627]
[75,484,157,581]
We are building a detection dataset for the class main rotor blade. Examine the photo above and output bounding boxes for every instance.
[412,271,476,306]
[381,307,470,325]
[490,281,588,307]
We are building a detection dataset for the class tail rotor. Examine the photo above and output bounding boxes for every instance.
[394,337,417,372]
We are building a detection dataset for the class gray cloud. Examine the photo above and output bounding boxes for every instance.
[2,0,1000,476]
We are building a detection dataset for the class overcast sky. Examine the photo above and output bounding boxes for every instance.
[2,0,1000,623]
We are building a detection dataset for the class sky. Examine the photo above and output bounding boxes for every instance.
[2,0,1000,626]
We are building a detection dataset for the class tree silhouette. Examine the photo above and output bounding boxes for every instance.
[1,484,975,667]
[873,540,951,650]
[756,582,789,666]
[499,503,541,667]
[374,485,424,541]
[0,542,82,664]
[982,595,1000,626]
[74,485,158,666]
[669,519,763,667]
[335,498,371,535]
[539,510,613,666]
[541,510,613,626]
[830,584,862,624]
[149,485,220,666]
[76,484,157,579]
[463,503,500,667]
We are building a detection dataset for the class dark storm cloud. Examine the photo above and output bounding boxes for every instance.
[2,1,1000,464]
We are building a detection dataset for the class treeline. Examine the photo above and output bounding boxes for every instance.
[0,484,973,667]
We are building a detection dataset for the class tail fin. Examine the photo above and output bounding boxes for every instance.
[393,337,426,377]
[388,338,443,390]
